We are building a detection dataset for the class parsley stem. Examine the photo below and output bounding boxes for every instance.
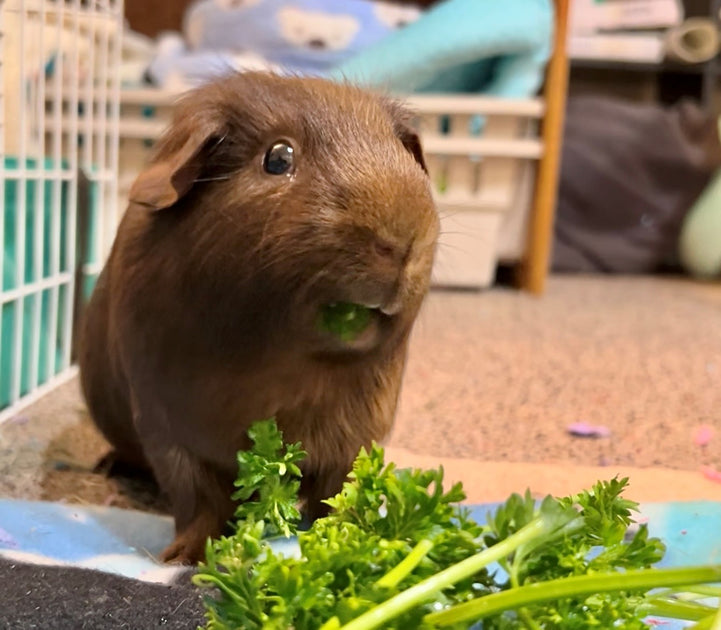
[711,606,721,630]
[677,586,721,599]
[509,567,542,630]
[376,540,434,589]
[338,516,553,630]
[638,597,717,621]
[426,566,721,626]
[518,608,542,630]
[689,611,721,630]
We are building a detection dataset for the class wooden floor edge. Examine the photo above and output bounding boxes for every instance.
[385,447,721,504]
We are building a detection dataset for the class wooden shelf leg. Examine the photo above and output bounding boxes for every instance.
[517,0,571,294]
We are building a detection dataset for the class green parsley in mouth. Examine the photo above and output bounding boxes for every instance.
[318,302,374,342]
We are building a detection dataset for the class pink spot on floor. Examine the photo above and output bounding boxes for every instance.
[701,466,721,484]
[693,425,714,447]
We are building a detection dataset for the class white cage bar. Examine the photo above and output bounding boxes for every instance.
[0,0,124,423]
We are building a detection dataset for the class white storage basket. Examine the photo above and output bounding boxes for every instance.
[0,0,123,422]
[115,89,544,289]
[406,95,543,288]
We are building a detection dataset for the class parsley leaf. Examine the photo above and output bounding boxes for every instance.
[231,418,306,538]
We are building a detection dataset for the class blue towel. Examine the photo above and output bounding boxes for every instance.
[329,0,553,98]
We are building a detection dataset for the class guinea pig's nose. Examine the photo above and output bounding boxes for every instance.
[373,237,404,264]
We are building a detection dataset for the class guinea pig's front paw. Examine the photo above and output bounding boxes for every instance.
[159,530,208,565]
[93,449,154,481]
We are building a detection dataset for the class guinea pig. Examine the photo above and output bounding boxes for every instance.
[79,71,438,564]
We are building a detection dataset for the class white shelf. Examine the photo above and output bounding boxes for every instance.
[406,95,545,117]
[422,136,543,159]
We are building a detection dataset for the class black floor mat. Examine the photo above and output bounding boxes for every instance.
[0,558,206,629]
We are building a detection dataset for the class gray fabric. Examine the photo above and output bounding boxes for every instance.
[0,558,204,629]
[552,96,721,273]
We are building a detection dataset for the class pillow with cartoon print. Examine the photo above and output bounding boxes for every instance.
[183,0,422,75]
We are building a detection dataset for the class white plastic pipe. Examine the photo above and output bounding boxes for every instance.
[666,18,721,64]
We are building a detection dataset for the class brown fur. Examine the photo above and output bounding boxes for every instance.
[79,72,438,564]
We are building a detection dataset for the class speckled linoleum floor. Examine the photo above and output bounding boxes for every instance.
[1,274,720,510]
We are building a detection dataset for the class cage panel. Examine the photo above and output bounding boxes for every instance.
[0,0,123,422]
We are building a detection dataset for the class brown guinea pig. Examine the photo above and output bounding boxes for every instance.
[79,71,438,564]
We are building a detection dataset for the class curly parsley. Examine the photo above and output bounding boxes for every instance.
[193,419,721,630]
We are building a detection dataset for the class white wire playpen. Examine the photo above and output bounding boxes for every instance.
[0,0,123,422]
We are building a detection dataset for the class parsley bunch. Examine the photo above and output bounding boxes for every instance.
[193,419,721,629]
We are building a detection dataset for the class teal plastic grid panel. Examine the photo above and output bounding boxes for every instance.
[0,157,97,411]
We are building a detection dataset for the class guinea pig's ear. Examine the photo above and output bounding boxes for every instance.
[394,123,427,174]
[384,99,428,174]
[129,117,224,211]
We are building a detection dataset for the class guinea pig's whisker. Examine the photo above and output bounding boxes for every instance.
[438,230,472,238]
[194,174,234,183]
[256,213,278,255]
[438,209,464,220]
[438,206,466,216]
[212,132,228,148]
[435,241,469,255]
[251,250,301,275]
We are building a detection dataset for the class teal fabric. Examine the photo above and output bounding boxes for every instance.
[329,0,553,98]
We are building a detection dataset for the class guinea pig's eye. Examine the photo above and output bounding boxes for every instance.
[263,141,295,175]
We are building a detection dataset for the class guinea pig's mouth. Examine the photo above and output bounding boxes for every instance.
[313,301,396,354]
